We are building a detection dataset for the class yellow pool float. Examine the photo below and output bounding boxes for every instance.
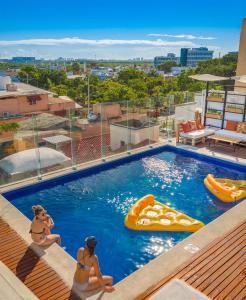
[124,195,204,232]
[204,174,246,203]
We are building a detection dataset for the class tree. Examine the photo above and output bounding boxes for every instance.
[158,61,177,73]
[0,122,19,135]
[196,53,237,77]
[71,62,81,74]
[118,68,145,84]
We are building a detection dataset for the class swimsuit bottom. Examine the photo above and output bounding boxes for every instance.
[73,279,89,292]
[33,234,47,246]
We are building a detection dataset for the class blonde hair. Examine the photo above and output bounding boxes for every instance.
[32,205,45,216]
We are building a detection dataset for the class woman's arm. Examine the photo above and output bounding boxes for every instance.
[46,215,54,228]
[77,248,84,262]
[92,256,104,285]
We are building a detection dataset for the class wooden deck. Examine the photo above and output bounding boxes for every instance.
[0,218,80,300]
[140,221,246,300]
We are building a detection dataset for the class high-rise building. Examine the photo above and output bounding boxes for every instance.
[235,18,246,91]
[154,53,179,67]
[180,47,213,67]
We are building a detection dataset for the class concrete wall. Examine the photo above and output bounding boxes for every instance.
[0,94,49,115]
[235,18,246,91]
[93,103,122,120]
[48,100,75,112]
[110,124,159,150]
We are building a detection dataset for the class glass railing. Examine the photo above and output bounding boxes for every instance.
[0,99,178,186]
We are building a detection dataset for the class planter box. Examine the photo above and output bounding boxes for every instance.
[225,107,244,114]
[207,97,224,102]
[206,113,222,120]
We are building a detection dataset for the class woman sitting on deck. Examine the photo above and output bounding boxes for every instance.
[73,236,114,293]
[30,205,61,246]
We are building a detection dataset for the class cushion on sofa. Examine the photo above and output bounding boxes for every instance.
[180,129,215,139]
[225,120,238,131]
[216,129,246,142]
[237,122,246,134]
[181,122,192,133]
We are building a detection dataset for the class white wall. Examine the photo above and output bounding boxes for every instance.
[110,124,160,151]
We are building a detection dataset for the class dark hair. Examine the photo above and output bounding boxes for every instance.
[32,205,45,217]
[85,236,97,256]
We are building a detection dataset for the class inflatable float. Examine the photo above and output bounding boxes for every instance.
[204,174,246,203]
[124,195,204,232]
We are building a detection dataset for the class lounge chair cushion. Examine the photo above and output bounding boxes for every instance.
[225,120,238,131]
[216,129,246,141]
[181,122,192,133]
[180,128,215,140]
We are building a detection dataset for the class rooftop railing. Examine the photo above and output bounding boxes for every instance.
[0,97,180,186]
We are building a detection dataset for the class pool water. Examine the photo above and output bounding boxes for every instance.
[6,150,246,283]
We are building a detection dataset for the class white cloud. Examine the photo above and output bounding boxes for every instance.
[0,37,200,47]
[148,34,216,40]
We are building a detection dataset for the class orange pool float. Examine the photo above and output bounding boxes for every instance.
[124,195,204,232]
[204,174,246,203]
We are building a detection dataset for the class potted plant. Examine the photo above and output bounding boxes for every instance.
[206,109,223,119]
[225,104,244,114]
[207,92,224,102]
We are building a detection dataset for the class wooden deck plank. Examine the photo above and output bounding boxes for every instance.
[28,271,58,289]
[207,261,246,299]
[37,280,70,298]
[233,286,246,300]
[223,278,246,300]
[195,249,245,292]
[29,275,62,294]
[187,241,245,287]
[46,287,75,300]
[0,217,80,300]
[181,229,245,282]
[24,267,56,285]
[142,221,246,300]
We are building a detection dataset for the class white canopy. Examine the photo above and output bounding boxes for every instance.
[0,147,71,175]
[232,75,246,83]
[189,74,229,82]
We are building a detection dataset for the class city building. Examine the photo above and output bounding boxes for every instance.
[235,18,246,91]
[154,53,180,68]
[0,76,77,118]
[171,66,192,76]
[11,57,36,63]
[180,47,213,67]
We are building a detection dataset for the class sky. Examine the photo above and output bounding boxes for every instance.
[0,0,245,60]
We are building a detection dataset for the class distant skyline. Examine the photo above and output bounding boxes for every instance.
[0,0,245,59]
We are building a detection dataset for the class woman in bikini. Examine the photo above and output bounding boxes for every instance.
[73,236,114,293]
[30,205,61,246]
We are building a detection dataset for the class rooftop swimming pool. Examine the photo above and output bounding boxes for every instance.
[4,146,246,283]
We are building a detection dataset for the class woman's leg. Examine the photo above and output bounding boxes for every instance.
[40,234,61,246]
[85,276,114,292]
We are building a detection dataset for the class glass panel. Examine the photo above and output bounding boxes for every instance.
[0,114,38,185]
[71,105,102,165]
[34,110,73,176]
[105,100,128,157]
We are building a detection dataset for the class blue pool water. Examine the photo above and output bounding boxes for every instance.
[5,148,246,283]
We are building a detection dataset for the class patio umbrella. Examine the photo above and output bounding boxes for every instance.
[188,74,229,82]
